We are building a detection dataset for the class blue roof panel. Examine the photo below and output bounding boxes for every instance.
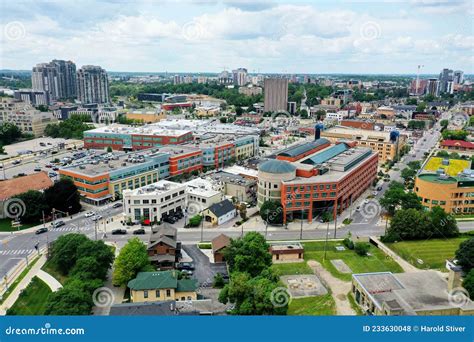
[301,143,348,165]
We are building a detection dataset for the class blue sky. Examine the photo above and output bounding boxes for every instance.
[0,0,473,74]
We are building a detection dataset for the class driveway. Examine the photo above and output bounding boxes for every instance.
[181,245,227,287]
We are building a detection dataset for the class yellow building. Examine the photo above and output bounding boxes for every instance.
[195,106,220,118]
[125,110,166,123]
[321,127,406,164]
[415,157,474,215]
[128,271,197,303]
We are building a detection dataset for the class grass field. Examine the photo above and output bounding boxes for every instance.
[41,259,68,285]
[302,241,403,281]
[271,262,314,276]
[385,237,468,270]
[287,294,336,315]
[0,218,37,232]
[6,276,51,315]
[0,257,39,305]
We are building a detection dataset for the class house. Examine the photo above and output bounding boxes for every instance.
[269,242,304,262]
[128,270,198,303]
[109,301,178,316]
[203,199,236,226]
[440,140,474,153]
[0,172,53,219]
[147,226,181,269]
[211,234,231,263]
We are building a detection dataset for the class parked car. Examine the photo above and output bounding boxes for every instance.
[92,214,102,221]
[133,228,145,235]
[35,227,48,234]
[84,211,95,218]
[12,160,21,165]
[52,166,59,171]
[164,216,176,224]
[111,229,127,235]
[177,262,195,270]
[372,191,378,196]
[34,166,42,172]
[181,269,193,276]
[51,220,65,228]
[48,172,57,177]
[45,163,53,168]
[112,202,123,208]
[16,173,27,177]
[376,186,383,191]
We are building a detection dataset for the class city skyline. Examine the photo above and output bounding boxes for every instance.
[1,0,473,74]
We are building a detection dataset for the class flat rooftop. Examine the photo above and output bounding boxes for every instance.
[84,124,191,137]
[270,242,303,251]
[152,119,260,135]
[184,178,221,197]
[422,157,471,177]
[207,171,256,186]
[124,180,184,196]
[322,127,394,142]
[353,271,474,314]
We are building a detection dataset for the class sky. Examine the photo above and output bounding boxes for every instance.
[0,0,473,74]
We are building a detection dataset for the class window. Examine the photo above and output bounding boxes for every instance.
[166,289,171,297]
[144,290,148,298]
[156,290,160,298]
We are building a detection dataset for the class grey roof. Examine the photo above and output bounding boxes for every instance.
[148,235,177,250]
[208,199,235,217]
[258,159,296,174]
[277,138,330,158]
[109,301,177,316]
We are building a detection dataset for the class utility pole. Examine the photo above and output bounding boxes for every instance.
[95,221,98,241]
[299,209,303,240]
[333,200,338,239]
[323,220,330,260]
[200,215,204,242]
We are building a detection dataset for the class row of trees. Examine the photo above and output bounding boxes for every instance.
[218,232,287,315]
[44,117,94,140]
[43,234,115,315]
[14,179,82,224]
[455,238,474,299]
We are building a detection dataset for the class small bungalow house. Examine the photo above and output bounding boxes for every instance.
[203,199,236,226]
[211,234,231,263]
[147,226,181,269]
[128,270,197,303]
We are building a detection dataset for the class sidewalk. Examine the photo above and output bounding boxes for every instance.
[370,236,419,273]
[0,254,48,315]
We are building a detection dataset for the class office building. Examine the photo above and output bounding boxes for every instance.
[14,89,50,106]
[453,70,464,85]
[439,68,454,93]
[426,78,440,97]
[257,138,378,223]
[76,65,110,104]
[264,78,288,112]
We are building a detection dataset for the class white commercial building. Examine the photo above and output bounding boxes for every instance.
[123,180,186,222]
[184,178,223,212]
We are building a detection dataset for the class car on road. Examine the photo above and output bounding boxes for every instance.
[181,269,193,276]
[363,199,370,204]
[16,173,27,177]
[52,166,59,171]
[133,228,145,235]
[111,229,127,235]
[112,202,123,208]
[84,211,95,218]
[35,227,48,234]
[51,220,65,228]
[372,191,378,196]
[12,160,21,165]
[34,166,42,172]
[45,163,53,168]
[92,214,102,221]
[376,186,383,191]
[48,171,57,177]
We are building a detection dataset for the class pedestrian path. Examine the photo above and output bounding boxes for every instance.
[37,270,62,292]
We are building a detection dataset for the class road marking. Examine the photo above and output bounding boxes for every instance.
[0,249,33,255]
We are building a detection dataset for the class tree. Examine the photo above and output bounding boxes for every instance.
[384,209,431,242]
[223,232,272,277]
[428,206,459,238]
[455,238,474,273]
[260,200,283,224]
[213,273,225,288]
[15,190,48,223]
[76,240,115,280]
[416,102,426,112]
[314,109,326,120]
[379,182,406,215]
[440,119,449,128]
[70,256,103,281]
[0,122,22,146]
[219,117,228,123]
[442,130,468,141]
[113,238,153,286]
[401,167,416,181]
[354,242,370,256]
[407,160,421,170]
[235,106,243,116]
[50,234,89,274]
[463,269,474,299]
[188,214,202,227]
[106,146,113,153]
[44,178,82,215]
[44,117,93,139]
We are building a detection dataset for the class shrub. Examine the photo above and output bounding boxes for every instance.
[343,238,354,250]
[354,242,370,256]
[213,273,225,288]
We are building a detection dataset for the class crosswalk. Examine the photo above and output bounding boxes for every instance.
[0,249,34,256]
[52,226,92,232]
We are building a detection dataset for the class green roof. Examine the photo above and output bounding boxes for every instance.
[417,173,457,184]
[128,271,197,292]
[259,160,296,174]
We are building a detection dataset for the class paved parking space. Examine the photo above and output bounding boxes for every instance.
[182,244,227,287]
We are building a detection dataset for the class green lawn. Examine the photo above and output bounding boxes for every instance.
[271,262,314,276]
[303,241,403,281]
[41,259,68,285]
[6,276,51,315]
[0,218,37,232]
[288,294,336,315]
[0,257,39,305]
[385,237,468,270]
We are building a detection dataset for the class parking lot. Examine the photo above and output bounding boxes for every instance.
[182,245,228,287]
